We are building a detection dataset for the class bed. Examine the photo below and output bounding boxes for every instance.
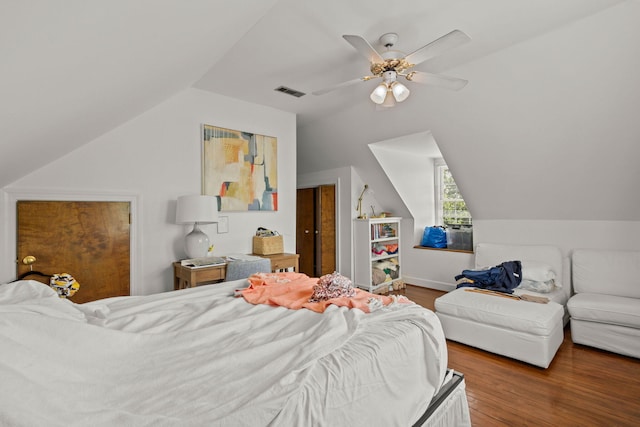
[0,274,470,426]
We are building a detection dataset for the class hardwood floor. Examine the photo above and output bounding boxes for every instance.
[398,285,640,426]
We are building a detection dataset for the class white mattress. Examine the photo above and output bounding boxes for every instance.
[0,279,449,426]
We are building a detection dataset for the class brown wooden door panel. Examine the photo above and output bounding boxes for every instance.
[17,201,131,303]
[296,188,315,276]
[296,185,336,277]
[318,185,336,275]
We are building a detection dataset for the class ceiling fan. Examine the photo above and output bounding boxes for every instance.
[312,30,471,107]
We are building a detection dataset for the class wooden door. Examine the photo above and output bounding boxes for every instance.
[296,188,315,276]
[317,185,336,275]
[296,185,336,277]
[17,201,131,303]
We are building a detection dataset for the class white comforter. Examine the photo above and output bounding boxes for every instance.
[0,280,447,427]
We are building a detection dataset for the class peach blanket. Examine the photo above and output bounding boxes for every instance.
[241,272,407,313]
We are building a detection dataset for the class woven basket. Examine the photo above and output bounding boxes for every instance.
[252,235,284,255]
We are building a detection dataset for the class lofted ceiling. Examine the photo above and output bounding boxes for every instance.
[194,0,626,128]
[0,0,278,187]
[2,0,639,221]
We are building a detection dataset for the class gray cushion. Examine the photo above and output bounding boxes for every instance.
[225,259,271,282]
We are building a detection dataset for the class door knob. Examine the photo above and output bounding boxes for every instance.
[22,255,37,271]
[22,255,37,265]
[304,230,310,234]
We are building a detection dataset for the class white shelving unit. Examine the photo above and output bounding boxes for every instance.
[353,217,401,293]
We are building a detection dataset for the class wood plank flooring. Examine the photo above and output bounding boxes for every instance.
[398,285,640,426]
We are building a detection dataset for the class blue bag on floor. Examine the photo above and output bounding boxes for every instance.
[421,226,447,248]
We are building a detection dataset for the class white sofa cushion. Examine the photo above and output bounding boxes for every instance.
[435,287,564,337]
[572,249,640,298]
[568,293,640,329]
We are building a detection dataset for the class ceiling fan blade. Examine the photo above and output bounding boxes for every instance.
[404,30,471,66]
[312,76,376,96]
[405,71,468,91]
[342,35,384,64]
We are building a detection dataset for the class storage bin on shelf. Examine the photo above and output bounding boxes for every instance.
[252,235,284,255]
[446,226,473,251]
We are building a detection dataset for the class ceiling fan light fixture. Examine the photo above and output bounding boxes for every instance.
[391,81,410,102]
[381,89,396,107]
[370,83,388,104]
[317,31,470,106]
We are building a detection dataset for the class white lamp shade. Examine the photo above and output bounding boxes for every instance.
[176,195,218,224]
[381,90,396,107]
[370,83,388,104]
[392,82,410,102]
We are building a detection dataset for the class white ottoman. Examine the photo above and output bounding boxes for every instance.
[435,287,565,368]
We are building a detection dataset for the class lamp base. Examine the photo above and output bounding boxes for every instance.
[184,223,210,259]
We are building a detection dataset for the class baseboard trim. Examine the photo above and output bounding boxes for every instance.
[403,276,455,292]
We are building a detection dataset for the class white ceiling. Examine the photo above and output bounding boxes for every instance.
[0,0,278,186]
[2,0,639,221]
[194,0,624,128]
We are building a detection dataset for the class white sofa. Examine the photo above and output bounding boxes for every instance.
[435,243,571,368]
[567,249,640,359]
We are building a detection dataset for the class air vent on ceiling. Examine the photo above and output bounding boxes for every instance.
[274,86,306,98]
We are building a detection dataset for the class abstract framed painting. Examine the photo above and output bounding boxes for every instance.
[202,124,278,211]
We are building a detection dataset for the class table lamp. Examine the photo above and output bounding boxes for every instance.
[176,195,219,259]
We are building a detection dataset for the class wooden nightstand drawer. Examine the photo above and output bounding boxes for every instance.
[251,253,300,272]
[173,262,227,290]
[195,267,225,282]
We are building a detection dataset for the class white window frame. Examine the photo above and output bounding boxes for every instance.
[434,159,472,227]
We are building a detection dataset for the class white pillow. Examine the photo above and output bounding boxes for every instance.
[517,279,556,293]
[521,261,556,283]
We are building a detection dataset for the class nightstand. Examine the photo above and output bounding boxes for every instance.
[173,262,227,290]
[252,253,300,272]
[173,254,300,290]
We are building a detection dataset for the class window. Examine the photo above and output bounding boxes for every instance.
[435,159,472,226]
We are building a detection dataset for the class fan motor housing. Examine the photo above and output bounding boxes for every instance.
[379,32,398,48]
[370,58,411,76]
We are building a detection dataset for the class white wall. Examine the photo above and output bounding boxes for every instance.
[473,220,640,254]
[403,219,640,291]
[369,138,436,228]
[1,88,297,294]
